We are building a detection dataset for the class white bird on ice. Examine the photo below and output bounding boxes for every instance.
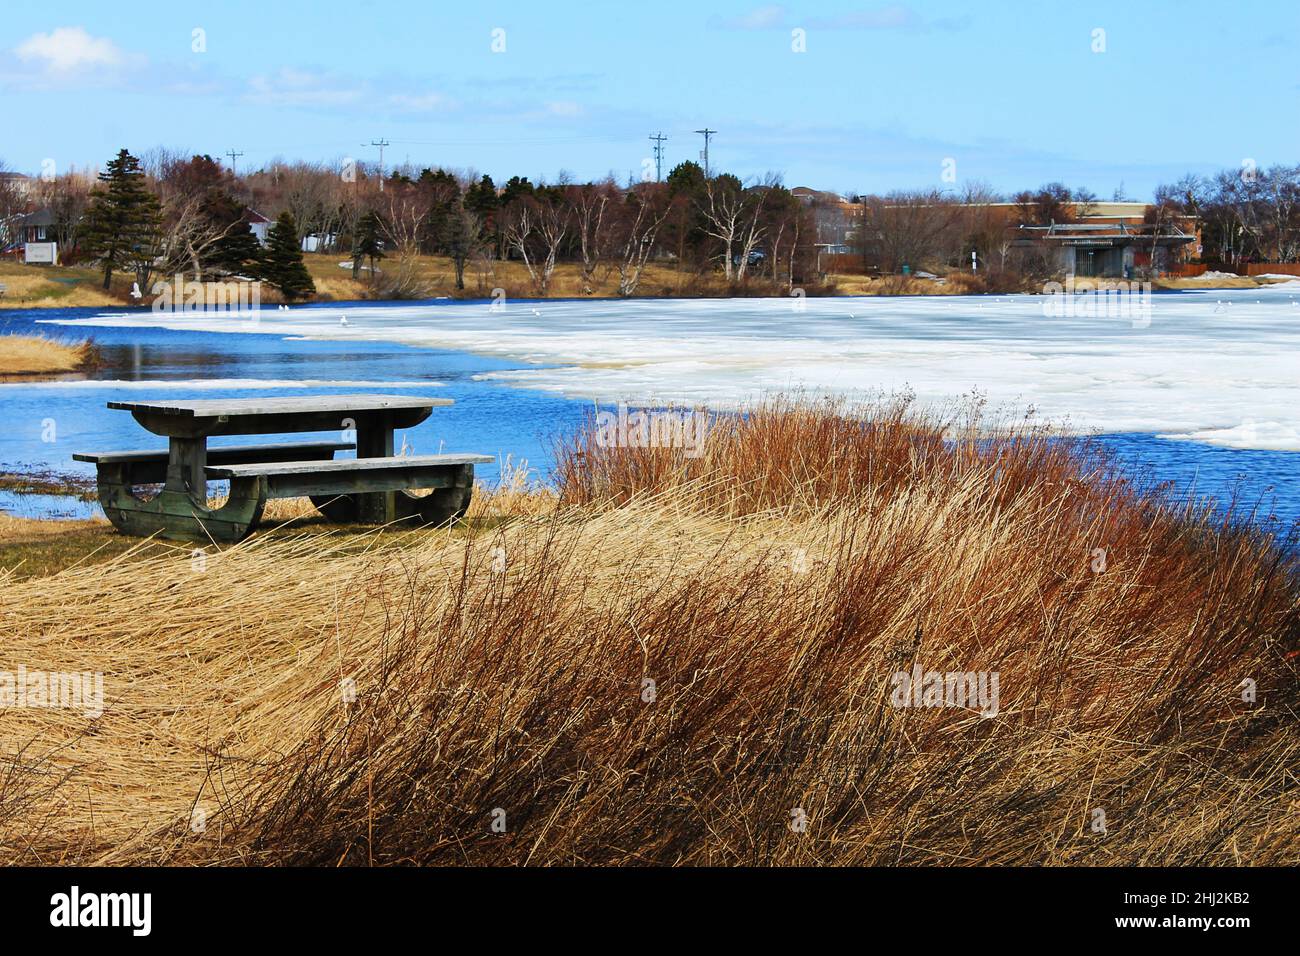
[340,315,349,326]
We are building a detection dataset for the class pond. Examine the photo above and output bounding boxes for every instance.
[3,291,1297,538]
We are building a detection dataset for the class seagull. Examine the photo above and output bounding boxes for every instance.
[531,308,541,316]
[340,315,349,327]
[129,282,142,300]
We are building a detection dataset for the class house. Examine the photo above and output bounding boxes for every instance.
[1013,219,1196,277]
[16,208,60,265]
[793,188,864,269]
[247,210,272,245]
[0,172,34,200]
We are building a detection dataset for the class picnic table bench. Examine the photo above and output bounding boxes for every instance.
[73,394,491,543]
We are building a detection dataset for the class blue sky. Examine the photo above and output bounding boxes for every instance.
[1,0,1296,198]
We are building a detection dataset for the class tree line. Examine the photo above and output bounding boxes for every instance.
[5,150,1298,297]
[846,167,1300,278]
[2,149,818,299]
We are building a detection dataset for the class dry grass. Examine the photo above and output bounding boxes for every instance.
[1153,275,1276,290]
[0,333,95,375]
[826,272,1034,296]
[0,400,1296,866]
[303,253,786,301]
[0,262,121,310]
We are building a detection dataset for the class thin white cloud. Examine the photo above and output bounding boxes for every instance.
[808,5,969,32]
[716,4,789,30]
[714,4,969,33]
[16,26,125,72]
[246,68,364,108]
[388,91,457,113]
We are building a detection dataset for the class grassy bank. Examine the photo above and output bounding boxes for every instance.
[0,399,1296,866]
[0,261,123,309]
[0,332,96,375]
[2,254,1287,310]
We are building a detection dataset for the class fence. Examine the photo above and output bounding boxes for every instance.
[820,253,867,274]
[1246,263,1300,277]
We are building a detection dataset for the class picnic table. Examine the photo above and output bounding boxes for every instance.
[73,394,491,542]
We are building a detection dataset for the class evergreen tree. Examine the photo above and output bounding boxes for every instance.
[262,212,316,300]
[84,149,162,291]
[465,174,498,218]
[211,220,265,278]
[352,211,385,279]
[201,191,263,277]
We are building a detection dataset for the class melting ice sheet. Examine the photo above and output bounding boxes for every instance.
[43,283,1300,452]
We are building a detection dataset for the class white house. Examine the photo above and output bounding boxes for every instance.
[247,210,272,245]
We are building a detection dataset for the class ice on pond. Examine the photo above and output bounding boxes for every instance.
[44,282,1300,452]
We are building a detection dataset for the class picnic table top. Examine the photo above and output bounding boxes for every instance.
[107,393,453,418]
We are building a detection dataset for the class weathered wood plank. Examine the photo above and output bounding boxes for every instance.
[96,465,267,543]
[206,453,492,478]
[264,468,466,499]
[313,466,476,526]
[132,407,435,438]
[73,440,355,465]
[107,394,452,417]
[356,411,395,523]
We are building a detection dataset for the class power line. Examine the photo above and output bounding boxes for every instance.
[367,138,390,191]
[694,128,716,178]
[225,149,244,175]
[649,132,667,181]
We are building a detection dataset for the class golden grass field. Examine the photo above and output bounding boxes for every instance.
[0,399,1296,866]
[0,333,95,375]
[0,261,121,309]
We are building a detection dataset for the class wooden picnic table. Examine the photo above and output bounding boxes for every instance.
[74,394,491,543]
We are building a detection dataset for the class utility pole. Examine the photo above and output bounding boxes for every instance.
[225,149,244,176]
[649,132,667,181]
[368,138,390,191]
[694,128,716,178]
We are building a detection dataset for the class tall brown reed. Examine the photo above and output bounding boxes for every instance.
[2,399,1296,865]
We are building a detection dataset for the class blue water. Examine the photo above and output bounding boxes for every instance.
[1,302,1296,539]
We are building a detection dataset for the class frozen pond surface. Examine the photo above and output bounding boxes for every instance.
[44,283,1300,451]
[3,288,1297,531]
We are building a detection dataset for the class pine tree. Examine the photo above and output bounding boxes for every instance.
[262,212,316,300]
[210,221,265,278]
[352,211,385,279]
[83,149,162,291]
[201,191,263,277]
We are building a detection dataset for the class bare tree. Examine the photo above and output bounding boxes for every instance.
[568,180,616,293]
[504,192,570,295]
[156,193,238,277]
[442,202,483,292]
[860,190,961,273]
[0,161,29,250]
[614,183,670,296]
[699,174,766,282]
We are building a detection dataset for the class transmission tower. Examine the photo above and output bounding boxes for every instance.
[649,132,667,181]
[368,138,390,191]
[694,128,716,177]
